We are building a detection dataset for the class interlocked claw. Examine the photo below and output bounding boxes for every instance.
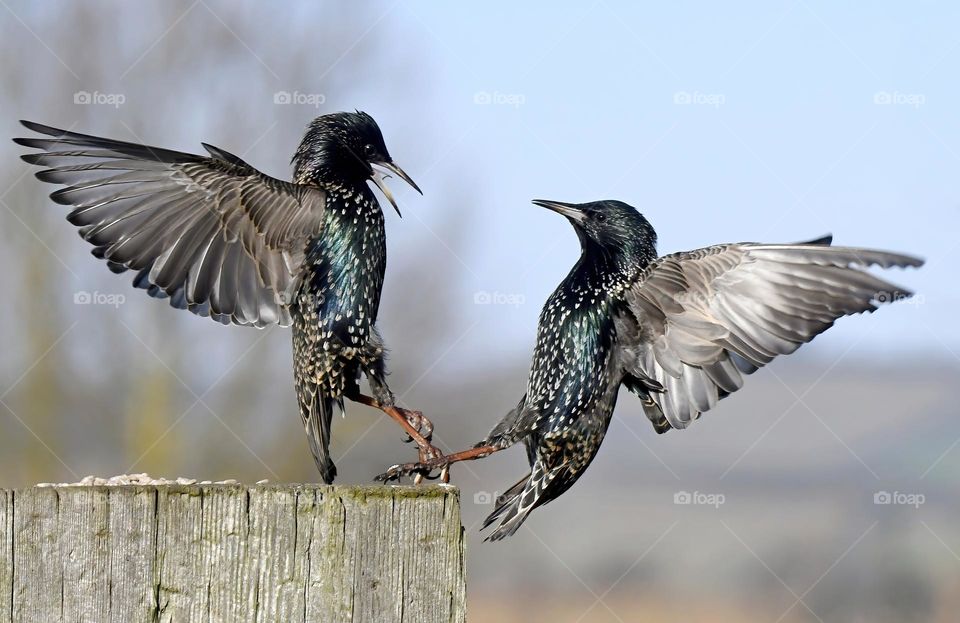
[376,456,452,483]
[399,408,434,443]
[376,444,496,485]
[352,394,442,472]
[388,405,442,468]
[389,409,443,484]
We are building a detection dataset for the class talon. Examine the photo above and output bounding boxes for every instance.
[377,443,497,486]
[420,445,443,464]
[375,464,403,483]
[375,456,450,484]
[418,415,434,441]
[402,409,434,443]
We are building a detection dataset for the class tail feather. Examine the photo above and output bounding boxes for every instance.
[482,463,558,541]
[480,475,528,531]
[300,385,339,483]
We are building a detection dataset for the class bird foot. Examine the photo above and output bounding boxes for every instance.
[376,455,452,484]
[391,406,441,465]
[350,394,441,471]
[375,444,499,485]
[398,408,434,443]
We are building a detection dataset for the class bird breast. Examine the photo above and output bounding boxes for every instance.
[296,190,387,351]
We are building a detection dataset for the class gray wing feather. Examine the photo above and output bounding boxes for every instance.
[15,121,327,328]
[620,240,923,430]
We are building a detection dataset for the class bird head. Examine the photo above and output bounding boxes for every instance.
[532,199,658,264]
[292,111,421,215]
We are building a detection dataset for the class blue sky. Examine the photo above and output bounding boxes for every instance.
[337,1,956,369]
[7,1,957,373]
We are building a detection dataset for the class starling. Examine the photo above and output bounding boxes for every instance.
[15,112,443,483]
[378,199,923,540]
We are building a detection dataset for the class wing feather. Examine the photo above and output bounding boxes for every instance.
[619,240,922,430]
[16,121,326,327]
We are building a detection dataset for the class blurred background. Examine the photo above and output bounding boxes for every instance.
[1,1,957,621]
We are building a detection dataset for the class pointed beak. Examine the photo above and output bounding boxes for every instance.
[532,199,586,223]
[370,161,422,217]
[378,161,422,195]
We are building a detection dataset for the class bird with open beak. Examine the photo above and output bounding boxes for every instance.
[15,110,438,483]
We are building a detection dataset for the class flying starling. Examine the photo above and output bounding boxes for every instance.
[378,199,923,540]
[15,112,443,483]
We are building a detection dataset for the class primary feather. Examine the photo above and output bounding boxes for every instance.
[16,120,326,327]
[478,199,922,539]
[16,113,418,483]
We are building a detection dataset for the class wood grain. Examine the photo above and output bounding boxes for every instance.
[0,484,465,623]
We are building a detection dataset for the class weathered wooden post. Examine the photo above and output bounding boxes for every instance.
[0,483,466,622]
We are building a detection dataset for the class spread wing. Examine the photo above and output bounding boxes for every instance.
[616,238,923,431]
[15,120,327,328]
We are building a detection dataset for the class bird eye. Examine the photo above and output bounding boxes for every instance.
[363,143,376,156]
[596,213,607,222]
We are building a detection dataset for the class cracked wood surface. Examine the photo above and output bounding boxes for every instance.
[0,484,465,623]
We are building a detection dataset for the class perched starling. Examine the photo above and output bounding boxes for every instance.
[379,199,923,540]
[15,112,442,483]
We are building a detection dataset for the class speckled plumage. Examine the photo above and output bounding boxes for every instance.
[291,183,392,482]
[15,112,421,483]
[474,199,922,540]
[481,266,623,531]
[479,202,657,539]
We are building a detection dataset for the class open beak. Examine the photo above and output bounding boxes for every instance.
[532,199,586,223]
[371,161,422,217]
